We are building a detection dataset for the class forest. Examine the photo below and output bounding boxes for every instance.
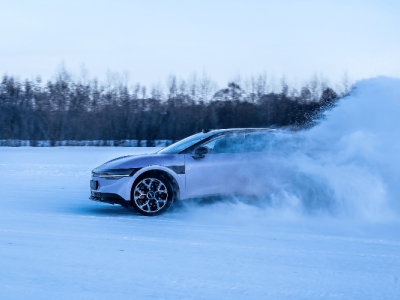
[0,68,344,146]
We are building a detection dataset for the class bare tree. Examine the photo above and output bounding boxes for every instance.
[199,72,217,102]
[280,75,289,96]
[340,72,352,96]
[167,75,177,99]
[141,86,147,99]
[188,73,198,101]
[151,83,164,100]
[257,72,268,97]
[308,74,320,102]
[132,83,141,99]
[179,79,187,95]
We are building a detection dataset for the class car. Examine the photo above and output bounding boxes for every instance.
[90,128,276,216]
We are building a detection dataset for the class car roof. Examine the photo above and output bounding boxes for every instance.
[204,128,276,135]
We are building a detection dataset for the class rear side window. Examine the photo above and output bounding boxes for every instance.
[243,133,272,152]
[201,133,245,153]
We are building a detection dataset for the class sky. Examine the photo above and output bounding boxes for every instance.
[1,0,399,88]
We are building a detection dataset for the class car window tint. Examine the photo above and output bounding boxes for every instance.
[202,134,245,153]
[244,133,272,152]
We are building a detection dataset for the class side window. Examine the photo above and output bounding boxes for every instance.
[201,134,245,154]
[244,133,272,152]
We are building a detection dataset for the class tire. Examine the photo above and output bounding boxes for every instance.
[131,173,174,216]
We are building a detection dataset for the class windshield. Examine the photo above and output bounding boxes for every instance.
[158,132,215,154]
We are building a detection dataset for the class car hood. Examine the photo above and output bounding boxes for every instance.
[94,153,184,172]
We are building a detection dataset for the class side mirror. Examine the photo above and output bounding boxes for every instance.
[193,146,209,159]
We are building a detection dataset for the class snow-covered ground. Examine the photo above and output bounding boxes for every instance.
[1,146,400,299]
[2,77,400,299]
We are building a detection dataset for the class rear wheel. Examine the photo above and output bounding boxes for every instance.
[131,174,174,216]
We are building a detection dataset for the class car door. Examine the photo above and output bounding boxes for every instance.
[184,133,249,198]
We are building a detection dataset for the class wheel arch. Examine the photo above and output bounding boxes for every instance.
[130,167,181,205]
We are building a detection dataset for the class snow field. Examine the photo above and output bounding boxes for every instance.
[1,147,400,299]
[2,76,400,299]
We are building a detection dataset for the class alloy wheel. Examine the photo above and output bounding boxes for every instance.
[133,178,169,213]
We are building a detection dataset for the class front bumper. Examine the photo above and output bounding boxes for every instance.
[90,175,133,201]
[89,191,130,207]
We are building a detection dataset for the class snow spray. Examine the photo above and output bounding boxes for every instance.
[182,77,400,222]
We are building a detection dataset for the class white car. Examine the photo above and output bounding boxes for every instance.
[90,128,275,216]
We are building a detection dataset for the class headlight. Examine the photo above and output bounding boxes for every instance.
[92,168,140,179]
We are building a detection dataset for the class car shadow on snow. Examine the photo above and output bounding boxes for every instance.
[78,204,142,217]
[74,198,231,218]
[72,195,267,218]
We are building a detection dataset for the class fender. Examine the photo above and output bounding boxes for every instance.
[124,165,186,200]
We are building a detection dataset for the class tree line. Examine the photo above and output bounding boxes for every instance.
[0,69,342,146]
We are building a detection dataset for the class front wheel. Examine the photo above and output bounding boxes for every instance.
[131,174,174,216]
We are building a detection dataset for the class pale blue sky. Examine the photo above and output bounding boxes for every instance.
[1,0,399,87]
